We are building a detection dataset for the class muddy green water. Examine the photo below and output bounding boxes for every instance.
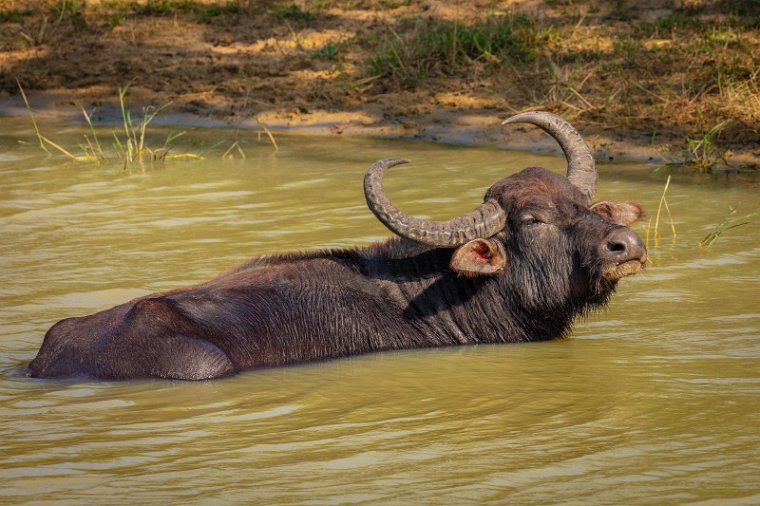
[1,119,759,505]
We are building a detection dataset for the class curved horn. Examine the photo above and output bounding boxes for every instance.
[502,111,596,203]
[364,158,506,247]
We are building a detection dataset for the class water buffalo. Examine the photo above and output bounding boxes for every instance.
[28,112,646,380]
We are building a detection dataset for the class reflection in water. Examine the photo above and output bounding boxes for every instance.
[1,119,759,504]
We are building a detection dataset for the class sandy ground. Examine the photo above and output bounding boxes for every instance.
[0,0,758,167]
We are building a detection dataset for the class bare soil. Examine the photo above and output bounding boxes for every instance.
[1,0,758,167]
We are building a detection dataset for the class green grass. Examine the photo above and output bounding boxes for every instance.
[133,0,245,22]
[19,82,201,167]
[134,0,196,16]
[46,0,87,27]
[112,84,197,165]
[197,2,243,23]
[273,3,315,23]
[0,8,31,23]
[75,0,244,26]
[700,207,757,247]
[18,82,279,167]
[14,0,87,45]
[660,122,731,173]
[314,40,346,61]
[370,14,538,89]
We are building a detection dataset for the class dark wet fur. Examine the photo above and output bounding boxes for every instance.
[28,167,643,380]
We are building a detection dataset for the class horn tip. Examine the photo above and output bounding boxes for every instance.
[370,157,411,169]
[502,111,556,126]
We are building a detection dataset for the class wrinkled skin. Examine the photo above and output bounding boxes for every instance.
[28,167,646,380]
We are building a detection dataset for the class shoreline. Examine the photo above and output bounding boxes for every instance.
[7,87,756,169]
[1,1,758,171]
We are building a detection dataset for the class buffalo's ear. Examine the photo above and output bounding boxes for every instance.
[591,201,644,226]
[450,238,507,277]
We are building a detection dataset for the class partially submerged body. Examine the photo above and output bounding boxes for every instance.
[28,113,646,381]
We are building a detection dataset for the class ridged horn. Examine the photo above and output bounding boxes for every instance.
[364,158,506,247]
[502,111,596,203]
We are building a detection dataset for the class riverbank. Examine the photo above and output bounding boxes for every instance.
[1,0,758,169]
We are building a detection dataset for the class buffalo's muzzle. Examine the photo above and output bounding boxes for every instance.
[600,227,647,280]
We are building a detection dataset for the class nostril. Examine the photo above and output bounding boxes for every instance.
[601,227,647,264]
[607,240,626,254]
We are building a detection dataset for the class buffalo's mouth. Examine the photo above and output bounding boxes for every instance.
[602,257,646,281]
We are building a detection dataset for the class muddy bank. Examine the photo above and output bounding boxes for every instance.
[1,0,758,168]
[0,87,748,168]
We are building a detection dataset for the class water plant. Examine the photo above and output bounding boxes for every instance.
[660,121,731,173]
[18,82,278,167]
[113,84,202,165]
[19,82,198,166]
[699,207,757,247]
[643,175,677,251]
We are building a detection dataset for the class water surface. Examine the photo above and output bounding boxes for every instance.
[1,118,759,504]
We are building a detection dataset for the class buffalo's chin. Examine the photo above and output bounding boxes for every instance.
[602,259,645,281]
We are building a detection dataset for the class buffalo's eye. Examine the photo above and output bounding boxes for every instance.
[520,214,546,226]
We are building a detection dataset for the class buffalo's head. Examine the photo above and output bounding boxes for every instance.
[364,111,647,311]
